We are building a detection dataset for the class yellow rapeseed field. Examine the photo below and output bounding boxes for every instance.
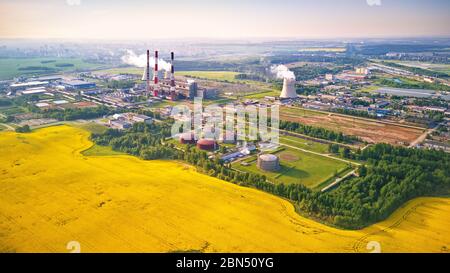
[0,125,449,253]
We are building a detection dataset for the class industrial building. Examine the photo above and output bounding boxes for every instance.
[141,50,217,101]
[10,81,49,91]
[61,80,96,90]
[108,112,153,129]
[257,154,280,172]
[19,87,48,96]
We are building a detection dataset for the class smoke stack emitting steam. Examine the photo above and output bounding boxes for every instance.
[271,65,297,99]
[271,64,295,80]
[122,50,171,70]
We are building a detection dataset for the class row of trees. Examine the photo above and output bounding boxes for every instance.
[279,120,361,144]
[91,121,450,229]
[331,108,376,119]
[41,106,113,121]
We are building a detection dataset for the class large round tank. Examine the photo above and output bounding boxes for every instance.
[257,154,280,172]
[280,78,297,99]
[196,139,217,151]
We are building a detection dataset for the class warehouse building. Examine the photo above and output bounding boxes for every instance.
[61,80,96,90]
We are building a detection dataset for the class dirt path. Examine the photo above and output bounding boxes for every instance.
[409,124,440,148]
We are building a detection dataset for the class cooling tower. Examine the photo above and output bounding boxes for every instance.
[280,78,297,99]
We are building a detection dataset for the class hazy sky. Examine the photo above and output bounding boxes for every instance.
[0,0,449,40]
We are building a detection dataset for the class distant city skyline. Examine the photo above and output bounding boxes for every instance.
[0,0,449,40]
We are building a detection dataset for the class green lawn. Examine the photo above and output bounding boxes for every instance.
[279,136,329,154]
[73,122,109,134]
[233,147,348,188]
[82,144,125,157]
[242,89,281,99]
[0,58,103,80]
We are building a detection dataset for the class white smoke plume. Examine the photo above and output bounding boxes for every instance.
[271,65,296,80]
[121,50,172,71]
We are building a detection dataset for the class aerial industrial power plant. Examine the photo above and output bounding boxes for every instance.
[0,0,449,268]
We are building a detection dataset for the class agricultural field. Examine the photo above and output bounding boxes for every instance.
[0,125,449,253]
[176,71,241,82]
[0,58,103,80]
[233,147,348,188]
[94,67,143,76]
[281,106,425,145]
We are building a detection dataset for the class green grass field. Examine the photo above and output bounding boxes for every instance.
[95,67,143,76]
[73,122,109,134]
[176,71,241,82]
[0,58,103,80]
[0,106,27,116]
[233,147,348,188]
[279,136,330,154]
[81,144,125,157]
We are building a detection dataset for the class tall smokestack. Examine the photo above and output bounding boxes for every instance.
[146,50,150,94]
[153,50,159,97]
[170,52,175,89]
[170,52,177,100]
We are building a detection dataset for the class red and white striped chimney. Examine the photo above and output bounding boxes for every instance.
[170,52,175,90]
[153,50,159,97]
[146,50,150,94]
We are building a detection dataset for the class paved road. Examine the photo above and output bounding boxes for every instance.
[321,170,356,192]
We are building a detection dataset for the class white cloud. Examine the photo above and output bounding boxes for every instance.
[66,0,82,6]
[366,0,382,6]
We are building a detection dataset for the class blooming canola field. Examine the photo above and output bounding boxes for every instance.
[0,125,449,253]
